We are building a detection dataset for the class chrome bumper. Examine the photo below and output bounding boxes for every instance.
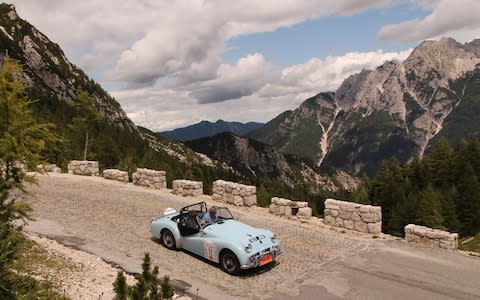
[241,245,282,269]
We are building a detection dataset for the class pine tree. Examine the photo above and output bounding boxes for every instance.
[256,183,270,207]
[455,163,480,235]
[160,276,175,300]
[114,253,176,300]
[370,158,408,235]
[414,185,444,229]
[426,138,454,187]
[0,55,59,298]
[68,89,101,160]
[113,271,128,300]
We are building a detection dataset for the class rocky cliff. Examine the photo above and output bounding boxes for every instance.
[0,4,136,131]
[250,37,480,176]
[0,3,225,172]
[186,132,357,191]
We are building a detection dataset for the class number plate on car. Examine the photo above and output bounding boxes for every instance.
[260,255,272,266]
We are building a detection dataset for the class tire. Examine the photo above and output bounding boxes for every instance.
[161,229,176,250]
[220,250,240,275]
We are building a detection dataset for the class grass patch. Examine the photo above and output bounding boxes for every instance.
[459,232,480,253]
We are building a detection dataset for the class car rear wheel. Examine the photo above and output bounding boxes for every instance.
[220,250,240,275]
[161,229,176,250]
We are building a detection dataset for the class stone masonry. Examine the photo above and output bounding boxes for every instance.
[269,197,312,220]
[404,224,458,249]
[172,179,203,197]
[132,168,166,189]
[212,180,256,207]
[67,161,99,176]
[324,198,382,234]
[103,169,129,183]
[37,163,62,173]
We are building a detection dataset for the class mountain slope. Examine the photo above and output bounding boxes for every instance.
[0,3,232,177]
[158,119,264,142]
[248,92,337,165]
[250,38,480,176]
[0,4,135,132]
[185,132,350,190]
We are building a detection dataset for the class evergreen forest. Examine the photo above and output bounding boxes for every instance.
[347,138,480,237]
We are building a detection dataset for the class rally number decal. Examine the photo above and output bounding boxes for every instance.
[203,241,217,261]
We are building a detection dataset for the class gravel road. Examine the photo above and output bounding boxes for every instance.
[24,173,480,300]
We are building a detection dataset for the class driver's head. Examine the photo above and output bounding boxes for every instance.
[210,207,217,218]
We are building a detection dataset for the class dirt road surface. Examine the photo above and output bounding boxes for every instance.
[24,173,480,299]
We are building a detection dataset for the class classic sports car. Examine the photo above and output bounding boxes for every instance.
[150,202,282,274]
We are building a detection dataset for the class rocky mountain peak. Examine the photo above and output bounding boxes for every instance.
[250,37,480,176]
[405,38,480,80]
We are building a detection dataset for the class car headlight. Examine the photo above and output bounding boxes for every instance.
[245,243,252,253]
[271,234,279,243]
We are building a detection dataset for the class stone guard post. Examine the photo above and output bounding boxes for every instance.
[324,198,382,234]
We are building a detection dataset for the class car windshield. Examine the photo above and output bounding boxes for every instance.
[215,207,234,221]
[180,202,207,215]
[199,206,234,229]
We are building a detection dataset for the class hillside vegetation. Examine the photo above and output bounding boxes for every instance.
[347,138,480,237]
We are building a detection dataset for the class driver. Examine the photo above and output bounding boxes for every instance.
[200,206,218,226]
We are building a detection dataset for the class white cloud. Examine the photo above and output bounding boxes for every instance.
[378,0,480,43]
[10,0,399,83]
[5,0,423,131]
[113,49,411,131]
[259,49,412,98]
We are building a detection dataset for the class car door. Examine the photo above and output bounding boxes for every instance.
[182,225,218,262]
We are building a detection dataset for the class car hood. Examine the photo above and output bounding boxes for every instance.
[204,219,273,246]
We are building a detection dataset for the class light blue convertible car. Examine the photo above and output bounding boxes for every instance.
[150,202,282,275]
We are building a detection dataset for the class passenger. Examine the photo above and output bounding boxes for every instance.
[200,206,217,226]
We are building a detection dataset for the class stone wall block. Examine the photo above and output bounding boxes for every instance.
[334,218,344,228]
[360,212,379,223]
[297,207,312,219]
[212,180,257,207]
[351,212,361,221]
[233,196,243,206]
[324,215,335,225]
[339,211,352,220]
[367,222,382,234]
[324,198,382,234]
[340,203,355,212]
[67,160,99,176]
[268,197,313,220]
[330,209,339,217]
[132,168,166,189]
[324,198,341,210]
[404,224,458,249]
[269,204,279,214]
[172,179,203,197]
[103,169,129,183]
[354,221,368,233]
[344,220,354,230]
[37,164,62,173]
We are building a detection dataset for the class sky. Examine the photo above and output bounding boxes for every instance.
[8,0,480,131]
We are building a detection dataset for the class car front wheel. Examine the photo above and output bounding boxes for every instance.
[220,250,240,275]
[161,229,176,250]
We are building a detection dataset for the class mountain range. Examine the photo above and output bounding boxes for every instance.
[0,3,347,195]
[248,37,480,176]
[2,2,480,194]
[158,119,264,142]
